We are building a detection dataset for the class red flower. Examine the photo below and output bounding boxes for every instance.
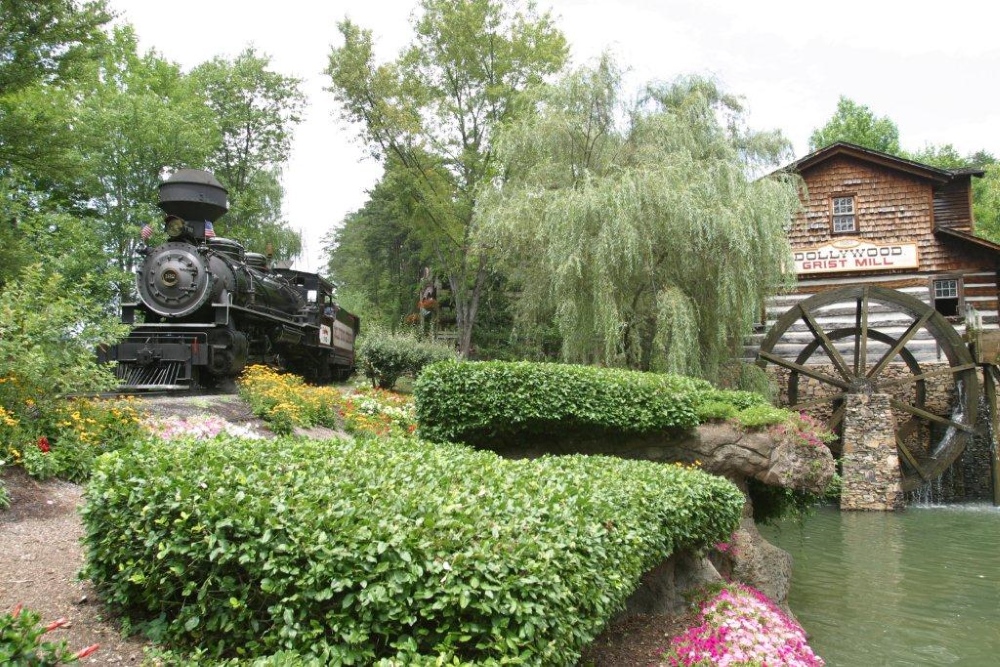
[37,436,50,453]
[75,644,100,659]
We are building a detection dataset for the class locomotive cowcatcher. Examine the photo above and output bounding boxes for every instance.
[99,169,359,390]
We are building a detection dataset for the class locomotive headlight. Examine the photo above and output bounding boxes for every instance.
[165,216,185,238]
[161,268,179,287]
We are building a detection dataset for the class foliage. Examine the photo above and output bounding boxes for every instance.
[0,603,99,665]
[746,477,827,526]
[325,0,568,356]
[0,263,128,419]
[339,388,417,438]
[5,397,143,482]
[238,363,418,438]
[477,61,800,380]
[324,164,430,330]
[81,435,744,664]
[808,95,901,154]
[714,360,777,401]
[414,360,713,444]
[661,582,824,666]
[729,402,790,429]
[190,47,306,260]
[0,0,111,176]
[357,329,456,389]
[237,365,343,435]
[70,26,217,290]
[0,0,110,96]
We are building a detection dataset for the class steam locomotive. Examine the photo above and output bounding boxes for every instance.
[100,169,359,390]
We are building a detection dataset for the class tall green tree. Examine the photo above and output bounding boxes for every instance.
[478,61,801,379]
[324,165,425,329]
[190,47,306,259]
[325,0,568,356]
[808,96,901,154]
[71,26,216,293]
[0,0,111,176]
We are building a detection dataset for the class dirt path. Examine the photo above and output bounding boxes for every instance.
[0,468,149,664]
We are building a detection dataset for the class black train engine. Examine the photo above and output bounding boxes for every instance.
[102,169,359,389]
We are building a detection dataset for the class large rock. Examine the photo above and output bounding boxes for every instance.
[483,421,835,495]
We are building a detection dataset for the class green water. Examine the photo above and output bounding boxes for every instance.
[761,505,1000,666]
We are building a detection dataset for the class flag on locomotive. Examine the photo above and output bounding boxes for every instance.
[101,168,359,390]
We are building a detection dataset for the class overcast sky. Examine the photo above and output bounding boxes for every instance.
[108,0,1000,272]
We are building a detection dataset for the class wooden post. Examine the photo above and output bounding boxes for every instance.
[985,366,1000,507]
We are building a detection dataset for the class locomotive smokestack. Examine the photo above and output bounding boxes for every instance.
[157,169,228,223]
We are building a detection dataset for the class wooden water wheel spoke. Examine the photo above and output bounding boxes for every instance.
[827,402,846,433]
[878,362,978,388]
[895,434,930,481]
[889,399,977,433]
[757,285,979,492]
[798,304,853,381]
[853,290,869,375]
[757,350,851,390]
[867,310,934,381]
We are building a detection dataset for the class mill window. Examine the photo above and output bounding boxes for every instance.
[932,278,961,317]
[831,196,856,233]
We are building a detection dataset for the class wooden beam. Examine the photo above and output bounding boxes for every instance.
[985,366,1000,507]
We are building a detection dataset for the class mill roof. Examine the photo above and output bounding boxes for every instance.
[782,142,985,182]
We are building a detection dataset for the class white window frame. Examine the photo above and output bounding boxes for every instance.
[931,277,963,318]
[831,196,856,233]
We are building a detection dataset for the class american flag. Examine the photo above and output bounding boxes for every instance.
[204,221,216,238]
[140,224,153,240]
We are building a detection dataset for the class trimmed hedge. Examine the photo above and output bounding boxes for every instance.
[81,436,743,665]
[413,361,774,445]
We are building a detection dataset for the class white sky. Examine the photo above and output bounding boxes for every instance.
[108,0,1000,272]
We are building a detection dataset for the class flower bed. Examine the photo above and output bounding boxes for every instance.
[661,583,824,666]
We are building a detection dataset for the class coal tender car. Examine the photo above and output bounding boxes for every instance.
[101,169,358,390]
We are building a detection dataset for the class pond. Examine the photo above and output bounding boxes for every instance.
[761,504,1000,666]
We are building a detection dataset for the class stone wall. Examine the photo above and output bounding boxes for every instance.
[840,394,904,510]
[767,362,996,502]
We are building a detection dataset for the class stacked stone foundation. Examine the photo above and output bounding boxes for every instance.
[840,394,904,510]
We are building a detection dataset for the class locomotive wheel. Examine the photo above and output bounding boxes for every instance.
[756,285,979,491]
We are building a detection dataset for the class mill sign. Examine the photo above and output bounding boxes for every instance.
[793,238,919,275]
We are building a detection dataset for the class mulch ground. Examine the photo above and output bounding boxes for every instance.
[0,394,691,666]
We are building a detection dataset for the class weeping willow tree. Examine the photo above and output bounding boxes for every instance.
[476,58,801,380]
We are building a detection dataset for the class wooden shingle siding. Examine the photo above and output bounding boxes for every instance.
[934,178,974,232]
[791,156,977,275]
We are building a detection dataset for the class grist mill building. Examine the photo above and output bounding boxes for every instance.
[751,142,1000,502]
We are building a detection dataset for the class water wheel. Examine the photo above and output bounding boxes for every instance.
[756,285,979,491]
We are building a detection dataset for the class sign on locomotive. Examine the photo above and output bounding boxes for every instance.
[99,169,359,390]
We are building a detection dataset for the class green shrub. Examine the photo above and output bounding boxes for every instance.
[81,436,743,664]
[733,403,792,429]
[0,604,97,664]
[0,263,128,422]
[357,330,457,390]
[413,361,713,444]
[746,477,829,525]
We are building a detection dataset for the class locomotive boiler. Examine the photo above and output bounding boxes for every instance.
[101,169,359,390]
